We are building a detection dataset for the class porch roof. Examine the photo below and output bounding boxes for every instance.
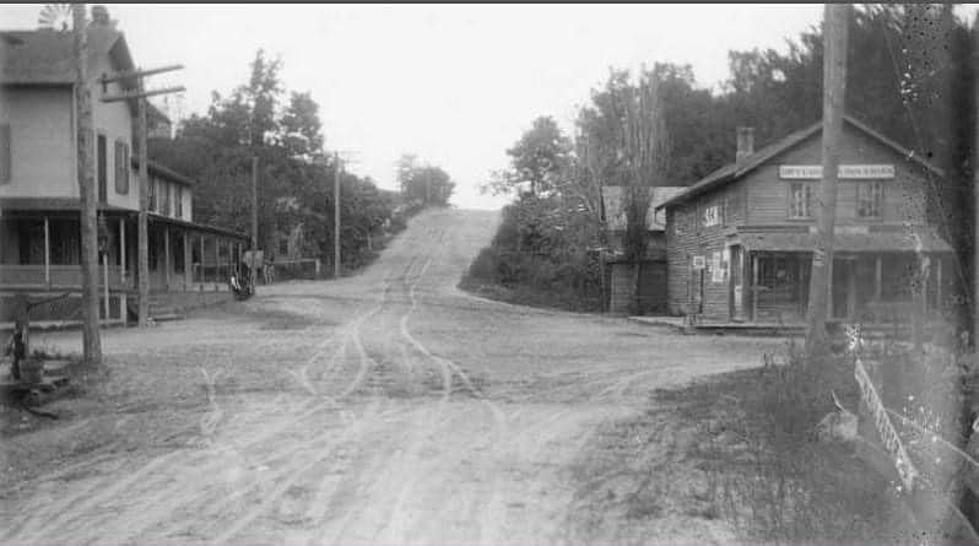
[738,227,952,253]
[147,212,249,241]
[0,198,131,213]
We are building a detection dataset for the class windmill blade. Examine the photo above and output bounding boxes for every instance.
[38,4,74,32]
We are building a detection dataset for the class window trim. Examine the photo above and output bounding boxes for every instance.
[856,180,885,219]
[787,181,815,220]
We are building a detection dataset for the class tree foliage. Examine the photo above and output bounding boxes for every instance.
[470,4,976,317]
[396,153,456,208]
[150,49,406,272]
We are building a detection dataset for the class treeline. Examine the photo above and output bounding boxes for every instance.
[466,4,975,315]
[151,50,455,273]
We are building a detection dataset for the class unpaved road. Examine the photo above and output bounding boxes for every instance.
[1,209,781,545]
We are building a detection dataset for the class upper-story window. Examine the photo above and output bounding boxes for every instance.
[114,140,130,195]
[162,181,171,216]
[788,182,815,219]
[149,176,157,211]
[175,185,183,218]
[0,124,10,184]
[856,181,884,218]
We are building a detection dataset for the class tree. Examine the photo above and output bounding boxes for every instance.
[486,116,572,197]
[150,50,405,274]
[397,154,456,207]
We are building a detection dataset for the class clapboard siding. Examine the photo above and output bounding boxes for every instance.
[747,128,931,226]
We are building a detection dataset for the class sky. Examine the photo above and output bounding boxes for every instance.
[2,4,841,209]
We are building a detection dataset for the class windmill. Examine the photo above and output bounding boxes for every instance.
[37,4,74,32]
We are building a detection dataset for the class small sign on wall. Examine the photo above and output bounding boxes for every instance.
[692,256,706,270]
[711,251,724,283]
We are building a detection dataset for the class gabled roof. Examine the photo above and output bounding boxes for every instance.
[601,185,686,231]
[657,115,945,211]
[0,26,134,86]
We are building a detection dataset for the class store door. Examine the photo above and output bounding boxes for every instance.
[730,245,744,321]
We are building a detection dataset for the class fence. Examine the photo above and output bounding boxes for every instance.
[270,259,322,281]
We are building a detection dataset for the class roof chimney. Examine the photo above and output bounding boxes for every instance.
[91,5,112,26]
[736,126,755,162]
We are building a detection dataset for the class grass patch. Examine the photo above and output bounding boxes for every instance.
[566,338,974,545]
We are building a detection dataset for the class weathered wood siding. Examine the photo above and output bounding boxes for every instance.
[665,180,745,318]
[745,128,931,227]
[609,260,667,315]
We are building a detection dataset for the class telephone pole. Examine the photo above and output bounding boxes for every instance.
[805,3,850,354]
[73,3,101,364]
[251,156,259,249]
[102,67,183,327]
[334,151,341,279]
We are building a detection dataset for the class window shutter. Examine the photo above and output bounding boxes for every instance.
[0,124,11,183]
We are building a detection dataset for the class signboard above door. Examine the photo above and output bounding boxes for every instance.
[778,164,895,179]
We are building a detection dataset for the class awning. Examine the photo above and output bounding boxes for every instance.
[739,227,953,253]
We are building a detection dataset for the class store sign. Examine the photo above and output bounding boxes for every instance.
[779,164,895,180]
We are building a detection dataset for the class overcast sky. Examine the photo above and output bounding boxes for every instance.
[2,4,836,209]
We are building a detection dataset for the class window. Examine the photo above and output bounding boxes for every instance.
[856,181,884,218]
[789,182,815,219]
[175,186,183,218]
[162,182,171,216]
[0,124,10,184]
[114,140,129,195]
[149,176,157,212]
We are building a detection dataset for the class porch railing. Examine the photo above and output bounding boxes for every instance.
[0,264,130,290]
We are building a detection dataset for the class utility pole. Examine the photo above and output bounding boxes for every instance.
[73,3,101,364]
[334,151,341,279]
[251,156,259,249]
[805,3,850,354]
[102,67,183,328]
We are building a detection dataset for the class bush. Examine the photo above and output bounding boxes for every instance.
[460,195,603,312]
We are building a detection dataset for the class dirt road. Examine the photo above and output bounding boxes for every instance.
[1,209,781,545]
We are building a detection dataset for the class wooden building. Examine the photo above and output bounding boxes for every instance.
[0,14,248,324]
[657,118,955,326]
[601,185,684,315]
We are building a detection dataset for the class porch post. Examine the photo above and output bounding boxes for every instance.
[164,225,171,290]
[874,254,882,301]
[751,253,759,322]
[199,234,205,283]
[936,254,943,311]
[119,217,126,284]
[214,236,220,277]
[43,216,51,289]
[183,231,191,289]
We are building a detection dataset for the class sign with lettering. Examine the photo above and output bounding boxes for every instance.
[779,164,895,180]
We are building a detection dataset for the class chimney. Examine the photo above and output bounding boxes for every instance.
[91,5,112,26]
[736,126,755,162]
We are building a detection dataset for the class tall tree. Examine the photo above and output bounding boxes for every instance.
[486,116,572,197]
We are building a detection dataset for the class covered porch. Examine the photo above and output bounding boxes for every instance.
[0,206,247,322]
[731,227,955,325]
